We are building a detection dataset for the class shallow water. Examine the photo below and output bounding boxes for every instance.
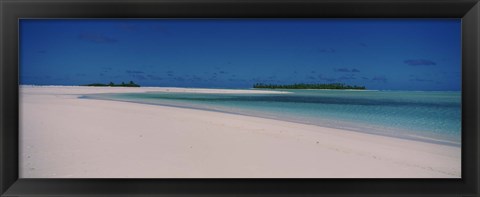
[83,89,461,146]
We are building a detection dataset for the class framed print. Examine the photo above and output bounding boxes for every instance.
[1,0,479,196]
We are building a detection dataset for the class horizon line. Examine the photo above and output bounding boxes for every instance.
[18,84,462,92]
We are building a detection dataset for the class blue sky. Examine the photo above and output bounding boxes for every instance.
[20,19,461,90]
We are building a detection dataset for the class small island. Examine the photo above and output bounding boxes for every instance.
[253,83,366,90]
[83,81,140,87]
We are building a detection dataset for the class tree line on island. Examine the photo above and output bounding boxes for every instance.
[83,81,140,87]
[253,83,366,90]
[81,81,365,90]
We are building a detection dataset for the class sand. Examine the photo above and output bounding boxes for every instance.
[19,86,461,178]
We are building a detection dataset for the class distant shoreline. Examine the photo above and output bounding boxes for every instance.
[253,88,374,91]
[253,83,366,90]
[19,85,291,94]
[20,85,461,92]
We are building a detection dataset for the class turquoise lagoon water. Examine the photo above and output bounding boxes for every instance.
[83,89,461,146]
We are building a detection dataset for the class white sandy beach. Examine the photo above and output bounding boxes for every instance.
[19,86,461,178]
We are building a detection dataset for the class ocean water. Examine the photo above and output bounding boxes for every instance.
[83,89,461,146]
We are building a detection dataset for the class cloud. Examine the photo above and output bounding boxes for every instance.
[132,75,146,80]
[335,68,350,72]
[79,33,117,44]
[191,75,202,81]
[126,70,146,80]
[126,70,144,74]
[371,76,387,83]
[151,25,171,35]
[338,74,356,80]
[409,75,433,83]
[209,75,218,81]
[410,78,433,82]
[23,75,51,80]
[174,77,185,81]
[317,74,336,82]
[318,48,335,53]
[404,59,436,66]
[334,68,361,73]
[118,23,138,32]
[147,74,163,80]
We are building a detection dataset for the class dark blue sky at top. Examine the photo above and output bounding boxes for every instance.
[20,19,461,90]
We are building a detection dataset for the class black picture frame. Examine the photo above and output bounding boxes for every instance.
[1,0,479,196]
